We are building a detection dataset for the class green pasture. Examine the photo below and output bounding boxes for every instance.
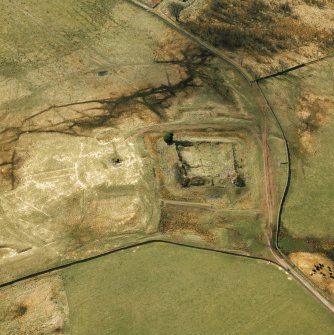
[260,58,334,252]
[62,243,334,335]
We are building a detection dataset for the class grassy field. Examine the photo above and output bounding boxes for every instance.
[1,2,332,333]
[61,243,334,335]
[0,0,279,284]
[0,0,285,293]
[160,204,268,256]
[260,58,334,255]
[0,0,178,115]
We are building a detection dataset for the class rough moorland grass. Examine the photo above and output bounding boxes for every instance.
[62,243,334,335]
[0,0,115,76]
[259,58,334,254]
[180,0,330,55]
[160,205,268,256]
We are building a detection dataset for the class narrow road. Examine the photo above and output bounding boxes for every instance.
[0,0,332,315]
[127,0,334,314]
[128,0,252,83]
[161,199,214,209]
[270,248,334,313]
[124,121,249,140]
[161,199,260,214]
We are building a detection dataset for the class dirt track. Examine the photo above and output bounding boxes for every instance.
[127,0,334,314]
[0,0,332,316]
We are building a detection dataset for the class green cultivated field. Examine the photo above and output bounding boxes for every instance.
[0,1,333,333]
[0,0,278,284]
[61,243,334,335]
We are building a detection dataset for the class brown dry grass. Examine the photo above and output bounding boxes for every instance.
[154,30,194,62]
[161,206,215,242]
[176,0,334,77]
[290,252,334,298]
[111,101,161,130]
[181,0,330,52]
[0,275,69,334]
[237,192,255,209]
[296,94,334,155]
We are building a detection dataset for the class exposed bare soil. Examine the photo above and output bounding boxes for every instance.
[0,275,69,334]
[144,129,259,209]
[0,0,273,284]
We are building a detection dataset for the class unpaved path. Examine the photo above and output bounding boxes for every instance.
[0,0,332,316]
[127,0,334,314]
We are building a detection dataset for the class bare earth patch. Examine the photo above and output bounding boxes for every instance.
[0,275,70,334]
[0,132,158,277]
